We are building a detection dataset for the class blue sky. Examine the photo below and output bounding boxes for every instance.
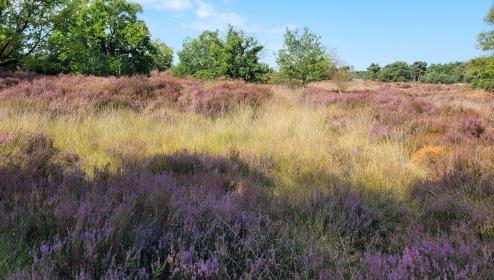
[132,0,493,70]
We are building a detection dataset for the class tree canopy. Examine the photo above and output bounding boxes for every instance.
[276,27,335,85]
[173,26,270,82]
[1,0,172,75]
[0,0,68,68]
[467,5,494,91]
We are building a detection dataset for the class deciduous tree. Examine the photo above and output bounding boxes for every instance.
[276,27,335,86]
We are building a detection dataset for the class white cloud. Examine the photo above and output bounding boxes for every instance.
[134,0,193,10]
[195,1,215,18]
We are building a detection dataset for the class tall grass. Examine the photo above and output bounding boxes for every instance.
[0,91,424,198]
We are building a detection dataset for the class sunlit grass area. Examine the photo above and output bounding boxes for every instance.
[0,91,425,198]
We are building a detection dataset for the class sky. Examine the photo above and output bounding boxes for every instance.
[132,0,493,70]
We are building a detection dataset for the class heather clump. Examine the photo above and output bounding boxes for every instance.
[364,225,494,279]
[412,161,494,236]
[443,115,493,145]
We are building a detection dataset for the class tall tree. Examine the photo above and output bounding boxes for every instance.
[151,40,173,72]
[40,0,156,76]
[276,27,335,86]
[410,61,428,81]
[366,63,381,80]
[223,26,270,83]
[378,61,412,82]
[173,27,271,82]
[478,6,494,52]
[467,5,494,91]
[172,30,226,79]
[0,0,68,68]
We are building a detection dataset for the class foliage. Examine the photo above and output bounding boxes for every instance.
[23,0,160,76]
[358,61,466,84]
[477,5,494,52]
[0,0,68,69]
[378,61,412,82]
[410,61,427,81]
[172,30,226,79]
[276,27,336,86]
[421,62,466,84]
[223,26,272,83]
[150,40,173,72]
[467,56,494,91]
[468,5,494,91]
[173,26,270,83]
[366,63,381,80]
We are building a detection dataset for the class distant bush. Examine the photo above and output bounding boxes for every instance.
[378,61,412,82]
[173,26,271,83]
[421,62,466,84]
[467,56,494,91]
[276,27,336,86]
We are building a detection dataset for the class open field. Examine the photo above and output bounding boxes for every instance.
[1,73,494,278]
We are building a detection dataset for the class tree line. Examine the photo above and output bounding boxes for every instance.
[355,61,467,84]
[0,0,341,85]
[1,0,494,90]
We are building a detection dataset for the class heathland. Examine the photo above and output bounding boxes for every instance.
[1,72,494,278]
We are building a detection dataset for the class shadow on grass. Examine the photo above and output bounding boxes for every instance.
[1,133,493,279]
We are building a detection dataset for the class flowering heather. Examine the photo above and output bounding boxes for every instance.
[0,73,272,116]
[364,225,494,279]
[2,76,494,278]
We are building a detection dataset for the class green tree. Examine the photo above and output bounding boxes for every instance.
[378,61,412,82]
[0,0,68,69]
[223,26,271,83]
[151,40,173,72]
[468,5,494,91]
[276,27,335,86]
[467,57,494,91]
[33,0,156,76]
[477,6,494,52]
[366,63,381,80]
[421,62,466,84]
[410,61,428,81]
[173,27,270,82]
[172,30,226,79]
